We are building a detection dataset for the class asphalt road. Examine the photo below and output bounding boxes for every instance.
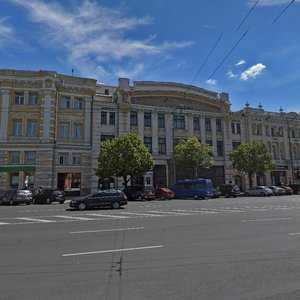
[1,195,300,300]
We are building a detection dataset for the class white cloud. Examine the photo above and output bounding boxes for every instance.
[8,0,193,81]
[227,71,238,78]
[0,18,14,48]
[240,63,266,80]
[235,59,246,66]
[205,79,217,85]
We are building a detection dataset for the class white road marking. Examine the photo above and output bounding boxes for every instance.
[148,210,192,216]
[289,232,300,236]
[0,222,9,225]
[87,213,129,219]
[17,217,55,223]
[70,227,144,234]
[241,217,293,223]
[55,215,96,221]
[63,245,164,257]
[119,211,164,217]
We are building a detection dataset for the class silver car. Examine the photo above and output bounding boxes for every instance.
[245,186,273,197]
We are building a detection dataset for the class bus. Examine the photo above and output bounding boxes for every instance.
[173,178,214,199]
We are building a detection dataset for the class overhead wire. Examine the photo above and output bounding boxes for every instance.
[236,0,259,31]
[272,0,296,24]
[202,28,250,87]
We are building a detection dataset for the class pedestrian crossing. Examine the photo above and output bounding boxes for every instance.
[1,204,300,225]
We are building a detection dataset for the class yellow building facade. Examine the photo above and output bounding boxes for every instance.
[0,69,96,195]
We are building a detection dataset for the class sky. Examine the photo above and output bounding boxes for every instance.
[1,0,300,113]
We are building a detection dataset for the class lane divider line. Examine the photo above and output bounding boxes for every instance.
[70,227,144,234]
[62,245,163,257]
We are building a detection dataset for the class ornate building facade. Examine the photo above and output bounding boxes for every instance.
[1,69,300,194]
[0,70,97,194]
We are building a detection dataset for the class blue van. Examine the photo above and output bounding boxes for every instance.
[173,178,214,199]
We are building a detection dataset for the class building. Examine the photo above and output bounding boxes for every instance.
[0,69,97,195]
[1,69,300,194]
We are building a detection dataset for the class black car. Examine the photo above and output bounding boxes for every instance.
[0,189,32,205]
[218,184,240,198]
[33,188,65,204]
[123,185,155,201]
[69,189,127,211]
[288,184,300,194]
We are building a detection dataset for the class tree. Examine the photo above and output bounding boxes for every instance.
[95,132,154,187]
[229,141,274,188]
[175,136,214,179]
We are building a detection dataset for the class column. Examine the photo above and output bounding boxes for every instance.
[42,90,52,142]
[0,89,10,140]
[138,110,144,139]
[211,117,217,156]
[152,111,158,154]
[200,116,206,143]
[84,97,92,144]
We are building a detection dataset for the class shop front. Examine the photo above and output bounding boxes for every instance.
[0,166,36,189]
[57,173,81,196]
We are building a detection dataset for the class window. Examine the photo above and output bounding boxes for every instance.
[73,123,82,139]
[144,136,152,152]
[15,92,24,105]
[60,123,69,138]
[217,141,223,156]
[174,115,185,129]
[28,93,38,105]
[265,125,270,136]
[13,119,23,136]
[59,153,69,165]
[104,89,109,95]
[205,117,211,131]
[231,122,235,134]
[232,142,241,150]
[216,118,222,132]
[10,151,21,164]
[101,112,107,125]
[236,123,241,134]
[100,135,115,141]
[158,137,166,154]
[27,120,37,136]
[109,112,115,125]
[74,98,83,110]
[193,117,200,130]
[72,153,81,165]
[158,113,165,128]
[144,112,152,127]
[62,96,71,109]
[130,111,138,126]
[25,151,36,164]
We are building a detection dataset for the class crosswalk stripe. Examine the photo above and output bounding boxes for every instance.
[119,212,164,217]
[148,210,192,215]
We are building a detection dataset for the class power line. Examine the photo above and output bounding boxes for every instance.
[237,0,259,31]
[272,0,296,24]
[190,32,223,86]
[203,28,250,86]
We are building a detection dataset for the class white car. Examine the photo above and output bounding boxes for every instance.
[245,186,273,197]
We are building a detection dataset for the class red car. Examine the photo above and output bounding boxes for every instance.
[155,188,174,200]
[280,186,293,195]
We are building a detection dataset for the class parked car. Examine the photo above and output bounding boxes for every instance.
[32,188,65,204]
[155,187,174,200]
[218,184,240,198]
[123,185,155,201]
[0,189,32,205]
[244,186,273,197]
[288,184,300,194]
[269,186,286,196]
[211,188,221,198]
[69,189,127,211]
[280,186,293,195]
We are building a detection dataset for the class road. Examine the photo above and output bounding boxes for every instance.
[1,195,300,300]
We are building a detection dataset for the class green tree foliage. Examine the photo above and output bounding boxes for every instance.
[95,132,154,187]
[175,136,214,179]
[229,141,274,188]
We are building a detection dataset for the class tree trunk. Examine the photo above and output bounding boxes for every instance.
[248,173,253,188]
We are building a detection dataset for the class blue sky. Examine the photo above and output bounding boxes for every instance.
[1,0,300,112]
